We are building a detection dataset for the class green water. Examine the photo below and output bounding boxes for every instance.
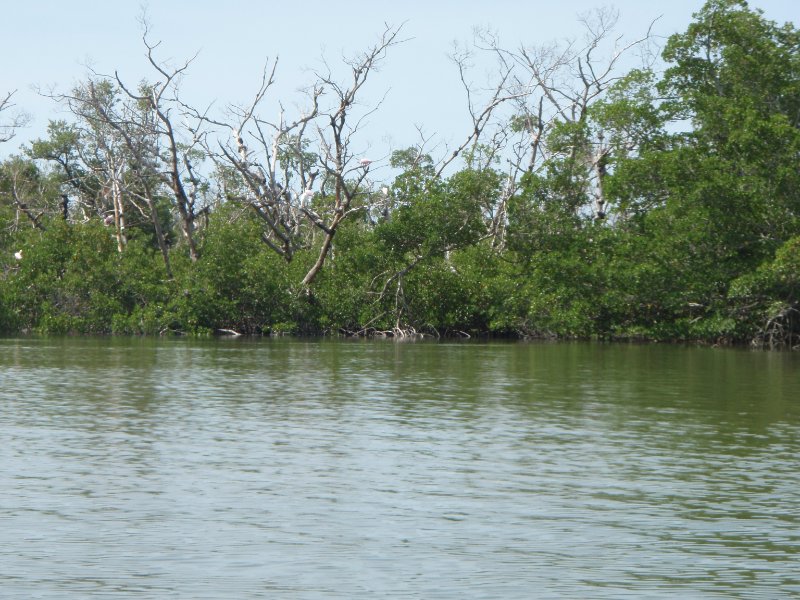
[1,338,798,598]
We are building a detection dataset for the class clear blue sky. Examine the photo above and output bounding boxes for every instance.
[1,0,796,159]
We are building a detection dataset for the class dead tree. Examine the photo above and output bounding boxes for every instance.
[113,26,205,262]
[199,24,404,289]
[436,40,524,178]
[0,157,51,230]
[50,79,170,269]
[194,59,322,262]
[44,25,209,278]
[502,8,658,220]
[432,35,529,250]
[0,91,28,144]
[430,9,656,252]
[302,24,404,287]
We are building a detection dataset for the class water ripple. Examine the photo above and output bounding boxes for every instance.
[1,338,798,598]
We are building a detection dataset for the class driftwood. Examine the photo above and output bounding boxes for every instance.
[215,328,242,337]
[753,304,799,349]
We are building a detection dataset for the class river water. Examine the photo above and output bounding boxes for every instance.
[1,338,798,598]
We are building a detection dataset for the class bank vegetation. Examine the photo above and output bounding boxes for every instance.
[1,0,798,348]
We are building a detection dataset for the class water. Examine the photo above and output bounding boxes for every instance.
[1,338,798,599]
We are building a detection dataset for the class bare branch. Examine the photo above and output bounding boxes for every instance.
[301,23,406,287]
[436,42,526,177]
[0,90,30,144]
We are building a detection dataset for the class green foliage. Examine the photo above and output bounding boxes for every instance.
[585,0,800,344]
[400,257,485,333]
[5,220,125,333]
[727,235,800,346]
[377,167,490,260]
[0,0,798,347]
[310,224,387,333]
[390,147,434,172]
[0,155,64,225]
[169,208,295,334]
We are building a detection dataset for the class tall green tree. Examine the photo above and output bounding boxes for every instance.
[601,0,800,342]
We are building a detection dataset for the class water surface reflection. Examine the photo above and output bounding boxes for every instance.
[1,338,798,598]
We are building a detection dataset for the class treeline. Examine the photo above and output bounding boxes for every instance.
[0,0,798,347]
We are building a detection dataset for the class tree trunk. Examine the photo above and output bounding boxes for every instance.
[111,176,127,252]
[301,212,343,287]
[146,196,173,279]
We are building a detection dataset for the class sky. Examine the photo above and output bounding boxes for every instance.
[1,0,797,162]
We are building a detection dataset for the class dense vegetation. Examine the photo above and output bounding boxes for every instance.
[1,1,798,347]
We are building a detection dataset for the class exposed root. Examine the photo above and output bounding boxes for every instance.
[215,328,242,337]
[752,303,799,349]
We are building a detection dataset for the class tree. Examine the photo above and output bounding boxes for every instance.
[196,58,321,264]
[658,0,800,249]
[1,91,29,145]
[196,25,404,290]
[0,155,62,230]
[302,25,405,287]
[44,80,172,272]
[370,162,492,332]
[28,121,101,222]
[40,27,209,277]
[648,0,800,342]
[571,0,800,343]
[113,28,207,264]
[479,9,659,225]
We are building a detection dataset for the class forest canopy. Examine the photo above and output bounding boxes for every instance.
[1,0,798,348]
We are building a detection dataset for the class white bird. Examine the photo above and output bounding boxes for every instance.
[13,250,22,261]
[359,158,372,167]
[381,186,389,196]
[300,189,315,203]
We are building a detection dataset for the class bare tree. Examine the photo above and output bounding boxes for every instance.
[428,33,530,250]
[42,25,210,277]
[199,24,404,289]
[95,79,176,265]
[302,24,403,287]
[431,9,657,253]
[114,24,206,263]
[0,90,28,144]
[48,79,166,265]
[0,156,57,230]
[503,8,658,219]
[436,38,524,178]
[193,59,322,262]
